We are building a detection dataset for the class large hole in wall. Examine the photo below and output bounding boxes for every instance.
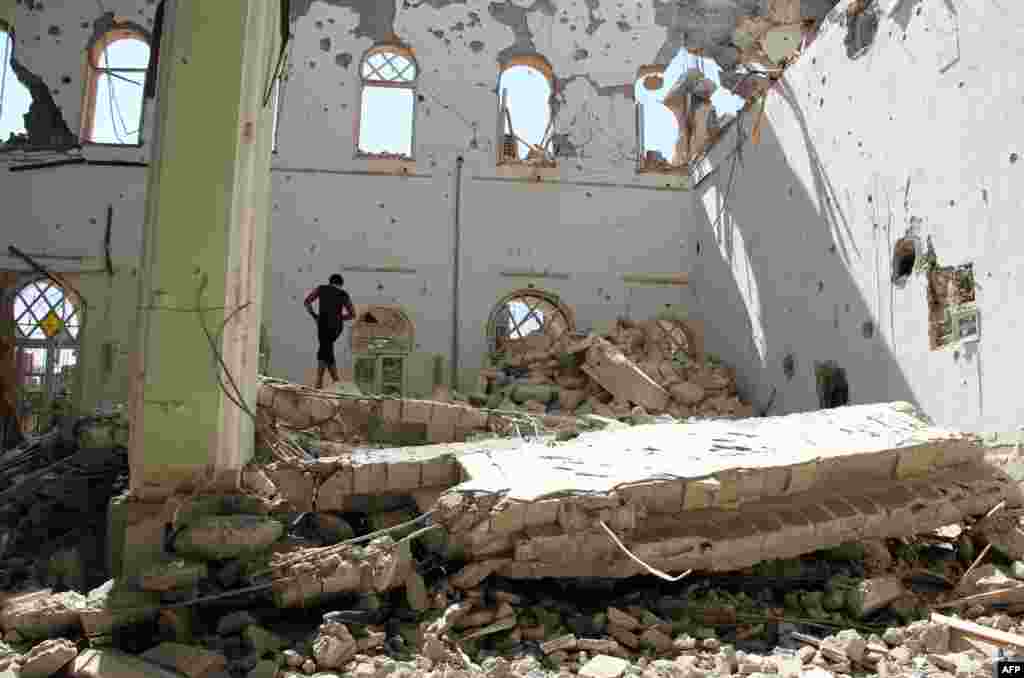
[891,237,917,286]
[0,23,31,142]
[927,263,978,350]
[815,361,849,409]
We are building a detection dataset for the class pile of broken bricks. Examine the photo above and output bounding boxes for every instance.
[9,529,1024,678]
[482,314,754,423]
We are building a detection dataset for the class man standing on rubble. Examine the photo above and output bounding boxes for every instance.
[304,274,356,390]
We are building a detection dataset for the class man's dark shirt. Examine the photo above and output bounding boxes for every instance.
[305,285,353,330]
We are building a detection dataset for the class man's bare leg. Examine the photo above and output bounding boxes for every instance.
[327,365,340,384]
[316,362,327,390]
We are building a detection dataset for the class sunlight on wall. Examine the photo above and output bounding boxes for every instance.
[0,28,31,141]
[702,184,766,365]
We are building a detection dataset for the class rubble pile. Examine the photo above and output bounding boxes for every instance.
[483,314,755,422]
[0,416,128,594]
[5,524,1024,678]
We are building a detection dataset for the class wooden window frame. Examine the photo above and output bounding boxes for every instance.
[80,27,150,147]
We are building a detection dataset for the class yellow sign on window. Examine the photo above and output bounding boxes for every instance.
[40,310,64,338]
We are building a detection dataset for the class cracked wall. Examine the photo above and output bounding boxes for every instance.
[690,0,1024,434]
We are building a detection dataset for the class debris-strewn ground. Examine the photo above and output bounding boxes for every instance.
[3,416,1023,678]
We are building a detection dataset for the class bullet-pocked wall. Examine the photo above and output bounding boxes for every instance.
[266,0,702,391]
[690,0,1024,433]
[2,0,703,405]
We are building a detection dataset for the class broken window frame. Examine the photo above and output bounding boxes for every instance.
[354,43,418,161]
[927,263,978,350]
[487,288,574,361]
[634,65,686,176]
[496,55,557,167]
[80,27,151,147]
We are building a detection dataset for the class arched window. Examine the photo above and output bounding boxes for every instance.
[487,288,574,358]
[0,22,31,143]
[81,29,150,145]
[634,65,679,172]
[497,56,554,163]
[14,279,81,341]
[357,44,417,158]
[12,279,81,434]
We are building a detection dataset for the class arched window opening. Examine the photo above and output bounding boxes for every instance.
[82,31,150,145]
[497,57,555,165]
[357,45,417,159]
[634,65,680,173]
[12,280,81,435]
[635,52,746,171]
[488,289,574,360]
[0,23,31,144]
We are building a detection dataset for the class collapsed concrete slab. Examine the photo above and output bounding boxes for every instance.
[430,402,1020,579]
[259,402,1020,599]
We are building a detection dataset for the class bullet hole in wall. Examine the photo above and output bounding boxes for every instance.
[892,237,916,284]
[862,320,874,339]
[696,241,702,255]
[782,353,795,380]
[817,280,825,294]
[1010,153,1019,164]
[815,361,849,409]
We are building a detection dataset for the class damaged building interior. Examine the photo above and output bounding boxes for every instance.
[1,0,1023,677]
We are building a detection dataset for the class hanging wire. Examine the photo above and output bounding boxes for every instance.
[97,42,145,143]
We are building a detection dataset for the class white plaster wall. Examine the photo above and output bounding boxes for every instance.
[692,0,1024,433]
[1,0,703,396]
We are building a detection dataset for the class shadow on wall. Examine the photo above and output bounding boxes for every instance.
[691,83,918,417]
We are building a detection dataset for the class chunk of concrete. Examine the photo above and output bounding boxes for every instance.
[846,577,907,619]
[140,643,227,678]
[20,639,78,678]
[0,591,86,640]
[69,650,185,678]
[140,559,208,592]
[174,515,283,560]
[583,340,670,413]
[579,654,630,678]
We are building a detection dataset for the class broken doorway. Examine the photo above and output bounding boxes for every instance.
[12,279,81,434]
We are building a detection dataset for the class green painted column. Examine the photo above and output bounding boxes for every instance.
[0,0,15,27]
[128,0,282,496]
